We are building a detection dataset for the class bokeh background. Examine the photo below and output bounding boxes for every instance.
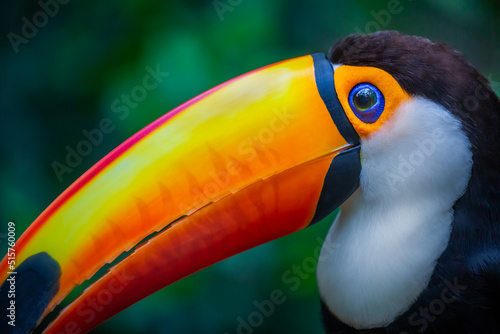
[1,0,499,333]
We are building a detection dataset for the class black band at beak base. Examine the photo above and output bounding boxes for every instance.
[309,54,361,225]
[312,53,359,145]
[310,146,361,225]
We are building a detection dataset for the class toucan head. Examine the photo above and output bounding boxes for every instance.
[1,31,499,333]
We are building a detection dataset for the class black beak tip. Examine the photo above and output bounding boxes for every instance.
[0,252,61,334]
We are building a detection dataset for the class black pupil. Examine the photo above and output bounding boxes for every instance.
[353,88,377,111]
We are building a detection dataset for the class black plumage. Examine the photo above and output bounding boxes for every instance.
[321,31,500,334]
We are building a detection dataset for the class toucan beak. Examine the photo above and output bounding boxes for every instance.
[0,53,360,333]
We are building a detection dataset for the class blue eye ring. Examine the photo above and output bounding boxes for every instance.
[348,83,385,124]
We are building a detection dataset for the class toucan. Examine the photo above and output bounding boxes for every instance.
[1,31,499,334]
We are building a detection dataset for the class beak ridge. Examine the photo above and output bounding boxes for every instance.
[1,53,361,333]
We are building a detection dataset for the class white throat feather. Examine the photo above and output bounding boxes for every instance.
[316,98,473,329]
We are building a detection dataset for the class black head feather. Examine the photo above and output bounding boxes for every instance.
[329,30,500,150]
[321,31,500,334]
[329,31,500,225]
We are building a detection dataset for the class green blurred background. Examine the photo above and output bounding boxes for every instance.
[1,0,499,333]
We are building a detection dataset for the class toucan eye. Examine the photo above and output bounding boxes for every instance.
[348,83,385,123]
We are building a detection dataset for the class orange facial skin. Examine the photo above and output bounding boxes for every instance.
[334,65,410,138]
[0,54,414,334]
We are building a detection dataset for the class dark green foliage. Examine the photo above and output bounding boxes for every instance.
[1,1,499,333]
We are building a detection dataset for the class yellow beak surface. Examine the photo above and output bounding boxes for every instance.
[0,54,360,333]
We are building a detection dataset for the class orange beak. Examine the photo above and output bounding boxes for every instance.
[0,54,360,333]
